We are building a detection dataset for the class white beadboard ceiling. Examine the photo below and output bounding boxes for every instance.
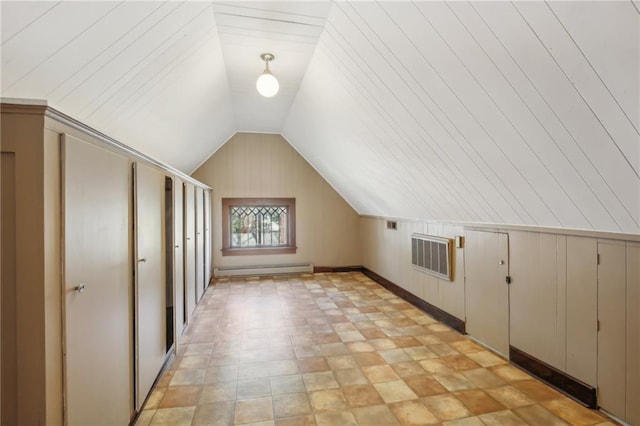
[1,1,638,234]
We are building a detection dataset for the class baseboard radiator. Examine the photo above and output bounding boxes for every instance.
[214,263,314,277]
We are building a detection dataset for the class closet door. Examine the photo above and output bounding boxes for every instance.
[628,243,640,424]
[597,241,626,418]
[63,135,132,424]
[465,230,510,357]
[173,178,185,337]
[184,183,196,320]
[134,162,166,410]
[204,190,212,286]
[195,186,205,300]
[566,236,597,386]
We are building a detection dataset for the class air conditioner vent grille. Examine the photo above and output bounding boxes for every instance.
[411,234,453,281]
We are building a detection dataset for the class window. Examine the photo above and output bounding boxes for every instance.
[222,198,296,256]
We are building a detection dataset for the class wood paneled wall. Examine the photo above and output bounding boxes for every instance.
[192,133,361,270]
[360,217,465,321]
[360,215,639,423]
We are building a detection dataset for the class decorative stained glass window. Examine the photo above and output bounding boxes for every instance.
[222,198,296,256]
[230,205,288,248]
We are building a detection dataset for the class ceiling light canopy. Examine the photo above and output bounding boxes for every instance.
[256,53,279,98]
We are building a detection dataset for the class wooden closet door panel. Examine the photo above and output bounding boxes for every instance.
[566,236,597,386]
[509,232,566,371]
[204,190,212,286]
[597,241,626,418]
[465,230,510,357]
[195,187,204,301]
[173,178,185,336]
[134,162,166,410]
[184,183,196,320]
[62,135,132,425]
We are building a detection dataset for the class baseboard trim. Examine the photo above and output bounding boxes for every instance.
[509,346,597,408]
[361,267,466,334]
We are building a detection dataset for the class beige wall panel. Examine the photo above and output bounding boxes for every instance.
[424,224,444,309]
[415,223,431,302]
[192,133,361,269]
[1,153,17,426]
[439,224,465,320]
[509,231,565,370]
[360,217,376,267]
[43,129,62,425]
[63,134,132,425]
[397,229,412,297]
[388,223,401,282]
[320,184,362,267]
[397,223,410,293]
[465,230,509,356]
[416,271,429,302]
[566,236,597,386]
[627,242,640,425]
[1,109,47,425]
[423,274,440,309]
[134,162,166,410]
[195,187,204,301]
[376,220,391,278]
[184,183,196,319]
[556,235,568,371]
[597,241,626,418]
[174,178,185,337]
[398,223,416,297]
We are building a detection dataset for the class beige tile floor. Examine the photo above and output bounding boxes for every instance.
[135,272,615,426]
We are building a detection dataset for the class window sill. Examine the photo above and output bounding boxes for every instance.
[222,247,297,256]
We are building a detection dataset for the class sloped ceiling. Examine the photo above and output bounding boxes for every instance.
[1,1,638,234]
[1,1,235,172]
[0,1,331,171]
[284,1,640,234]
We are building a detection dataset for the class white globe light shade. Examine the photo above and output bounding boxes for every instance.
[256,71,279,97]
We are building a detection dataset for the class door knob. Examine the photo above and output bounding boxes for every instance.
[75,283,86,293]
[138,258,147,263]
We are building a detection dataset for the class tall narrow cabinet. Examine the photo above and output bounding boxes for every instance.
[0,101,213,424]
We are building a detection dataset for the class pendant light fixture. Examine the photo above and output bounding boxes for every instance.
[256,53,279,98]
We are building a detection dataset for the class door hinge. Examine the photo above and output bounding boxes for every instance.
[505,276,512,284]
[597,320,600,332]
[597,253,600,265]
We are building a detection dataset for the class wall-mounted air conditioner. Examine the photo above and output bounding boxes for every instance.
[411,234,453,281]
